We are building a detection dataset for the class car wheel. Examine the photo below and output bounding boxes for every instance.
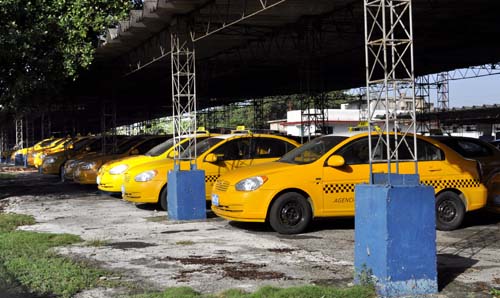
[60,166,66,183]
[158,185,168,211]
[436,191,465,231]
[269,192,312,234]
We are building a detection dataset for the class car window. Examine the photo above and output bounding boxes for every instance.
[72,138,94,151]
[336,136,444,165]
[212,138,252,160]
[416,139,444,161]
[252,138,295,158]
[336,138,370,164]
[437,138,493,158]
[40,139,55,147]
[86,138,103,151]
[180,137,224,158]
[279,136,347,164]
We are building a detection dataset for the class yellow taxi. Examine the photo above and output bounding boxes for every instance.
[122,133,300,210]
[41,136,98,176]
[97,133,212,193]
[73,135,169,184]
[33,137,76,168]
[211,133,488,234]
[30,138,68,167]
[13,137,56,166]
[62,136,130,182]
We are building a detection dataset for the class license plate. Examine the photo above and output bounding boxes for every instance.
[211,193,219,206]
[121,185,125,195]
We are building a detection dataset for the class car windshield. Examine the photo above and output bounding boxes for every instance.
[39,139,55,147]
[115,137,147,154]
[179,137,224,158]
[72,138,94,151]
[146,138,175,157]
[279,136,348,165]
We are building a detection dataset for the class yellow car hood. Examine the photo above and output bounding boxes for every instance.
[216,161,298,182]
[102,155,158,171]
[127,158,176,176]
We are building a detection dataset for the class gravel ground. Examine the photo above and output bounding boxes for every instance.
[1,165,500,297]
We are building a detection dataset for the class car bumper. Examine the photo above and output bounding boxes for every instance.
[464,186,488,211]
[41,162,60,175]
[210,185,274,222]
[122,179,163,204]
[73,168,98,185]
[97,173,123,192]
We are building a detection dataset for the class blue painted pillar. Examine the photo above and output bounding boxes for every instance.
[354,174,438,296]
[167,165,206,220]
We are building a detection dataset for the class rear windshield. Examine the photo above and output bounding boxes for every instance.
[435,137,493,158]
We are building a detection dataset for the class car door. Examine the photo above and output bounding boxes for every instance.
[321,135,445,216]
[321,136,375,215]
[202,137,254,189]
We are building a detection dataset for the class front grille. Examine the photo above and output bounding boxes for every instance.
[215,180,230,192]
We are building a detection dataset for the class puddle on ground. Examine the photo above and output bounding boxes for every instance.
[105,241,156,249]
[161,229,199,234]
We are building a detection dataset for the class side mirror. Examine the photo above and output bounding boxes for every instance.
[327,155,345,167]
[204,153,219,163]
[167,150,179,159]
[130,149,140,155]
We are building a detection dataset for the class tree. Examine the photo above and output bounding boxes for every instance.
[0,0,130,111]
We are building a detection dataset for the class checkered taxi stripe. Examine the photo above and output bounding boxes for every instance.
[205,175,220,183]
[323,179,480,194]
[323,183,356,194]
[421,179,481,189]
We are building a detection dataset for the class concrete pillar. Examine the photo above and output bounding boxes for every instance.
[355,174,438,296]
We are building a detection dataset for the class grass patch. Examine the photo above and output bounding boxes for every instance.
[128,285,375,298]
[0,213,36,232]
[0,213,117,298]
[86,239,109,247]
[176,240,195,246]
[491,288,500,297]
[0,173,15,179]
[146,216,167,222]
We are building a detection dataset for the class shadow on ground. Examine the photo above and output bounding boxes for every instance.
[0,168,100,200]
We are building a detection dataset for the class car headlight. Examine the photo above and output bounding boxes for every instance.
[45,157,56,164]
[109,164,128,175]
[235,176,268,191]
[134,170,158,182]
[81,162,96,170]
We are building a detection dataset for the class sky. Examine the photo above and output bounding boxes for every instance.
[448,75,500,108]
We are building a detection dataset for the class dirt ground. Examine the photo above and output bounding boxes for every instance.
[1,165,500,298]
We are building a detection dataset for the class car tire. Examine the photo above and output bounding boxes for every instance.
[436,191,465,231]
[158,185,168,211]
[269,192,312,234]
